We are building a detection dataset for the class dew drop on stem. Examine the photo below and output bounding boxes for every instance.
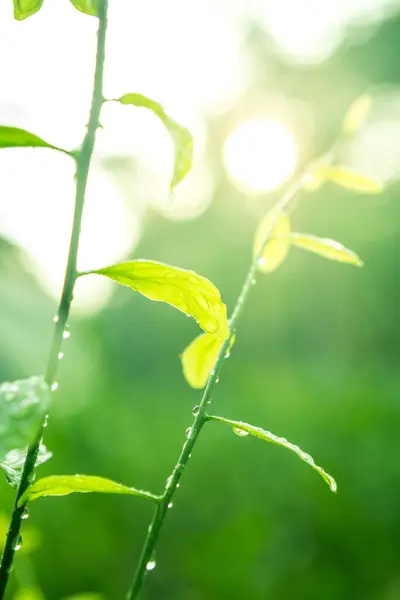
[21,508,29,520]
[168,502,173,509]
[146,559,156,571]
[63,330,71,340]
[185,427,192,438]
[58,352,64,360]
[51,382,59,392]
[192,405,200,416]
[53,315,59,323]
[12,535,23,551]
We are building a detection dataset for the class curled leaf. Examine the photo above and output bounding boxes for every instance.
[18,475,158,506]
[88,260,229,339]
[253,211,291,273]
[342,94,372,137]
[116,93,193,190]
[181,333,234,389]
[209,415,337,492]
[310,165,383,194]
[13,0,44,20]
[68,0,97,16]
[0,444,52,488]
[0,377,50,462]
[0,126,70,156]
[290,234,363,267]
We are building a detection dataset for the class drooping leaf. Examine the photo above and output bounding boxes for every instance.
[310,165,383,194]
[13,0,44,20]
[0,126,70,156]
[342,94,372,137]
[181,333,234,389]
[290,234,363,267]
[209,415,337,492]
[89,260,229,339]
[0,377,50,462]
[18,475,158,506]
[68,0,97,16]
[117,93,194,190]
[0,444,52,488]
[253,211,291,273]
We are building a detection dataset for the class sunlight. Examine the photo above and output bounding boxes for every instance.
[223,118,297,194]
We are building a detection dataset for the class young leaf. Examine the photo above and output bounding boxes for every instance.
[0,377,50,462]
[13,0,44,20]
[88,260,229,339]
[342,94,372,137]
[310,165,383,194]
[181,333,234,389]
[253,211,291,273]
[68,0,97,16]
[0,126,70,156]
[116,93,193,190]
[0,444,52,488]
[18,475,158,506]
[209,415,337,492]
[290,234,363,267]
[13,588,44,600]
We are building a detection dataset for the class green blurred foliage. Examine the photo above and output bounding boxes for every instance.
[1,9,400,600]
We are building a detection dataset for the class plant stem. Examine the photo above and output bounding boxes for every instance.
[0,2,109,596]
[125,176,304,599]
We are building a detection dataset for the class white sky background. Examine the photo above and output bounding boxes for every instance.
[0,0,399,312]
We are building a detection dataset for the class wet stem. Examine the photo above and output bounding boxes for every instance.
[0,1,109,597]
[125,175,305,599]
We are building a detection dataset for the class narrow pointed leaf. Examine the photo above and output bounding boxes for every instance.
[253,211,291,273]
[311,165,383,194]
[68,0,97,16]
[18,475,158,506]
[0,377,50,462]
[89,260,229,339]
[0,126,70,155]
[343,94,372,137]
[1,444,52,488]
[13,0,44,20]
[181,333,234,389]
[290,234,363,267]
[117,93,193,190]
[209,415,337,492]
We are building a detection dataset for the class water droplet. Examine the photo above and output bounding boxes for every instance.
[166,475,173,487]
[12,535,23,551]
[6,565,13,575]
[216,377,220,384]
[21,508,29,520]
[168,502,173,509]
[53,315,59,323]
[146,559,156,571]
[58,352,64,360]
[43,416,49,428]
[233,427,249,437]
[192,405,200,416]
[63,330,71,339]
[185,427,192,438]
[176,483,180,488]
[51,382,59,392]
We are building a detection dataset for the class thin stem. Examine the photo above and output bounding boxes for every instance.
[125,176,304,599]
[0,2,109,596]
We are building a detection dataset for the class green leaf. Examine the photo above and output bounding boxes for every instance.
[290,234,363,267]
[89,260,229,339]
[253,211,291,273]
[0,377,50,462]
[310,166,383,194]
[0,444,52,488]
[68,0,97,16]
[181,333,234,389]
[209,415,337,492]
[0,126,70,156]
[117,93,194,190]
[62,595,103,600]
[18,475,158,506]
[13,0,44,20]
[342,94,372,137]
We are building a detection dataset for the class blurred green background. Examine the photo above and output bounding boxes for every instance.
[1,1,400,599]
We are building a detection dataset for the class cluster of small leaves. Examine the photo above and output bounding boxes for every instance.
[13,0,97,20]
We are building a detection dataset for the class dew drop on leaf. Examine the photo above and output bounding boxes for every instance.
[146,559,156,571]
[233,427,250,437]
